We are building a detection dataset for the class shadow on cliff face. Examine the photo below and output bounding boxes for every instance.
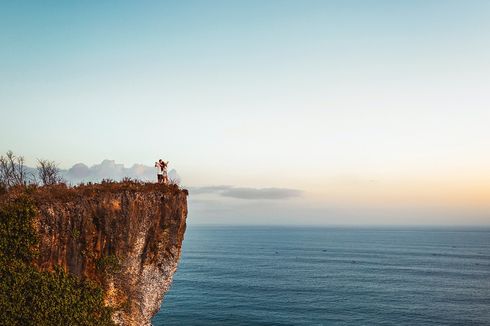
[0,180,188,326]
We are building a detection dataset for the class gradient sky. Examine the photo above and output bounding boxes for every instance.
[1,1,489,224]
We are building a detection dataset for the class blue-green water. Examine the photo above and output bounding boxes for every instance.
[152,226,490,325]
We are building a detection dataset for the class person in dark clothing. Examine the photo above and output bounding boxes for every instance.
[158,159,169,184]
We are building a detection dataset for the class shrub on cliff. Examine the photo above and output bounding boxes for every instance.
[0,196,115,325]
[36,159,64,186]
[0,196,37,262]
[0,150,30,189]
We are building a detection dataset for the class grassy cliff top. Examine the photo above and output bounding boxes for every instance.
[2,179,188,204]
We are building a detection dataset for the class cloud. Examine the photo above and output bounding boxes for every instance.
[62,160,180,184]
[221,187,302,199]
[188,185,232,194]
[190,185,302,200]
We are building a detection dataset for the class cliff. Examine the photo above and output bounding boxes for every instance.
[28,182,188,325]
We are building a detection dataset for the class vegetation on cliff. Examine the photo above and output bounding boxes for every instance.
[0,193,115,325]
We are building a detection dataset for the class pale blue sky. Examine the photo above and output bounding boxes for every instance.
[1,1,489,224]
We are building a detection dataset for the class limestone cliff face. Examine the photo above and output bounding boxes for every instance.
[31,183,188,326]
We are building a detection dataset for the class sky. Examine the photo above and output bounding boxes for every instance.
[1,1,489,225]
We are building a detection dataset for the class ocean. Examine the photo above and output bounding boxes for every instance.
[152,226,490,325]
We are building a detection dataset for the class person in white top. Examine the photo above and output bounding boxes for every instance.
[155,161,163,183]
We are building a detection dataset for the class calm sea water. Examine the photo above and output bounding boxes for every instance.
[152,226,490,325]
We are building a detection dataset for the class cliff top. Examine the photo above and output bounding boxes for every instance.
[2,179,188,204]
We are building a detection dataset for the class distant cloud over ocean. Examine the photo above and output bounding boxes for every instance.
[221,187,302,199]
[189,185,302,200]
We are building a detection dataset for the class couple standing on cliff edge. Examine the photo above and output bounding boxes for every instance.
[155,159,169,184]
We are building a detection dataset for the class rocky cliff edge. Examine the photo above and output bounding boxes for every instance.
[28,181,188,325]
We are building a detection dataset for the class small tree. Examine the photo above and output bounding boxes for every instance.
[0,151,28,188]
[36,159,63,186]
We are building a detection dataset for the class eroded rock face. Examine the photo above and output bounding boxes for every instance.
[31,184,188,326]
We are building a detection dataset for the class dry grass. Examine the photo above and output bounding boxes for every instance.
[2,179,187,204]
